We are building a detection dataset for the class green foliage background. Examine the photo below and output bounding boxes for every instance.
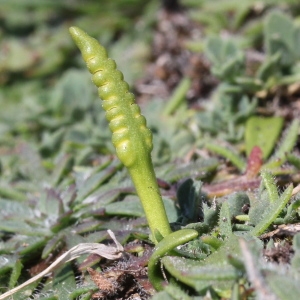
[0,0,300,299]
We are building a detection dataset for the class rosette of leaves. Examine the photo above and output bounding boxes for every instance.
[149,171,300,298]
[198,10,300,141]
[204,10,300,93]
[0,152,175,298]
[154,232,300,299]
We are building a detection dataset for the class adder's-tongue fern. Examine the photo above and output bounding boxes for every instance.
[69,26,172,242]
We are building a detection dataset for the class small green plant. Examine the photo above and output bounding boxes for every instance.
[69,26,172,243]
[69,27,198,249]
[68,27,201,293]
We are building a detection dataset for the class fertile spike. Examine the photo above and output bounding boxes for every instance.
[69,26,172,241]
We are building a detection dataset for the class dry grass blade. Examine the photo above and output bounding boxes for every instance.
[0,230,123,300]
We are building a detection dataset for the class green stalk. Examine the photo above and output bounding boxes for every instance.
[128,158,172,240]
[148,229,198,290]
[69,26,172,243]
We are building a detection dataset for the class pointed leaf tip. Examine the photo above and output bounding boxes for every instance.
[69,26,86,45]
[69,26,82,38]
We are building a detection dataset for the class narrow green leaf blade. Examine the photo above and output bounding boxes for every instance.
[252,184,293,236]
